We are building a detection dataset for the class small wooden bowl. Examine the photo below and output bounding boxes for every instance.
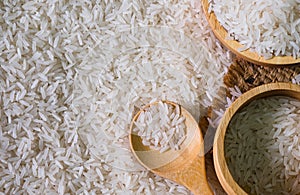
[202,0,300,66]
[213,83,300,194]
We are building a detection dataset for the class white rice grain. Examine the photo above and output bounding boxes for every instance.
[225,96,300,194]
[0,0,231,194]
[211,0,300,59]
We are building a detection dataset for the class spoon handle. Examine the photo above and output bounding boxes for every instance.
[177,155,214,195]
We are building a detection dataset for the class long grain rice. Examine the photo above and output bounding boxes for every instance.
[0,0,231,194]
[225,96,300,194]
[210,0,300,59]
[133,101,186,152]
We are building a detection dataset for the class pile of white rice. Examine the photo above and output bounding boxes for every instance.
[210,0,300,59]
[225,96,300,194]
[133,101,186,153]
[0,0,232,194]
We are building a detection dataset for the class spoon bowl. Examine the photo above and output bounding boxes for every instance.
[129,100,213,195]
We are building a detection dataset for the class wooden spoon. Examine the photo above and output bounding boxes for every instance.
[202,0,300,66]
[129,101,213,195]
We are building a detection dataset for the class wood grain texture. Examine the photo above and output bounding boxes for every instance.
[213,83,300,194]
[129,101,213,195]
[202,0,300,66]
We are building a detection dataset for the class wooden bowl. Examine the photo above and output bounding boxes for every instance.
[213,83,300,194]
[202,0,300,66]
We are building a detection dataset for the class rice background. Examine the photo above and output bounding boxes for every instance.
[0,0,233,194]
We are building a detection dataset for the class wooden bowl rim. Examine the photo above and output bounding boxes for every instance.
[202,0,300,66]
[213,83,300,194]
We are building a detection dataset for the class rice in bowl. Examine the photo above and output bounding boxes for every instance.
[225,96,300,194]
[210,0,300,59]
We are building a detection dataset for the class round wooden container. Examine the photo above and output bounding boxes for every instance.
[202,0,300,66]
[213,83,300,194]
